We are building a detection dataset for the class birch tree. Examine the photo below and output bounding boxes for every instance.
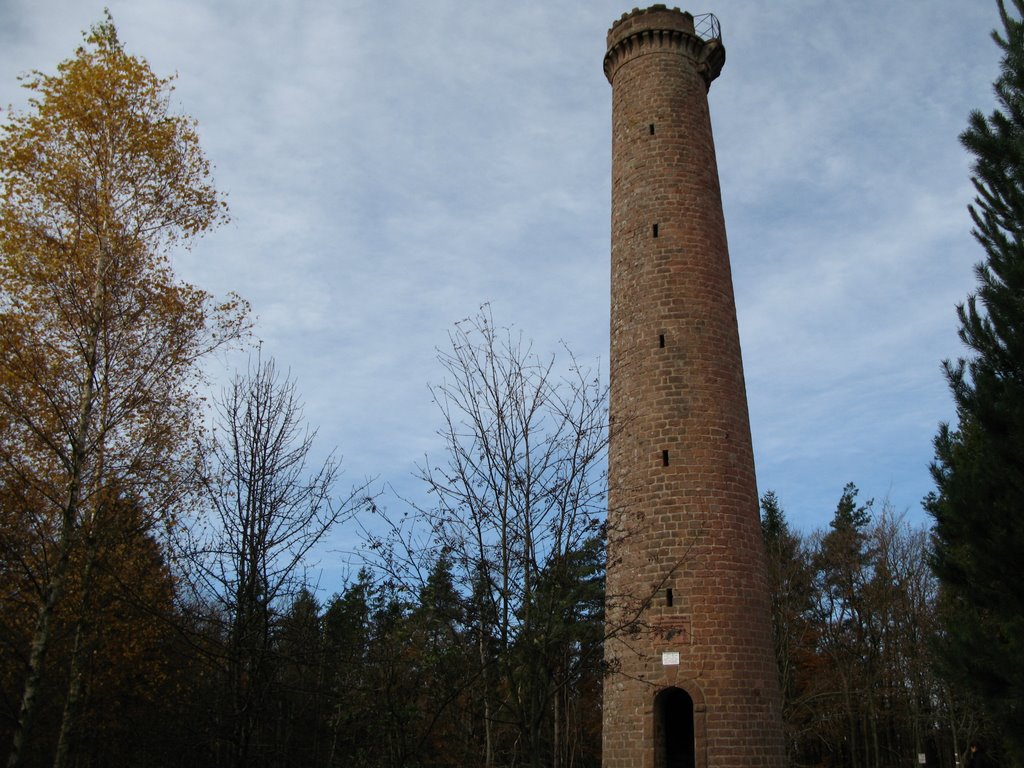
[0,15,248,766]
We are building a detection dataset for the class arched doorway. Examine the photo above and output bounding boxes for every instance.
[654,687,695,768]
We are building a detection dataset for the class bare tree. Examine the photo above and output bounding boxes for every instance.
[186,354,369,768]
[411,306,608,768]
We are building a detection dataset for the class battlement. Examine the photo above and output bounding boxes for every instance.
[604,6,725,87]
[608,5,721,42]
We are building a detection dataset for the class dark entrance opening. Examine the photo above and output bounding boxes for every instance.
[654,687,695,768]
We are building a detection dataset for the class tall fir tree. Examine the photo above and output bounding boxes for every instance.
[927,0,1024,761]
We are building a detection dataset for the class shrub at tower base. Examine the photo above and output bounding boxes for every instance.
[927,1,1024,763]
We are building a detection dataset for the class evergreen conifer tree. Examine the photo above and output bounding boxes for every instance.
[927,1,1024,760]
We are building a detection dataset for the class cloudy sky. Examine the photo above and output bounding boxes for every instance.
[0,0,1004,581]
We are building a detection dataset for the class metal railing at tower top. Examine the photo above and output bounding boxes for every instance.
[693,13,721,42]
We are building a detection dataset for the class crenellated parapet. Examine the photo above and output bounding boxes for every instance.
[604,6,725,89]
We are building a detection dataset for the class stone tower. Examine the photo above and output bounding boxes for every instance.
[602,7,784,768]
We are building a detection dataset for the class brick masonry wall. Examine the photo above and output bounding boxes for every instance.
[602,7,785,768]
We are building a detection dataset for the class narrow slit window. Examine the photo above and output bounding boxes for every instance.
[666,588,674,607]
[659,334,666,348]
[649,123,655,135]
[662,449,670,467]
[653,223,659,238]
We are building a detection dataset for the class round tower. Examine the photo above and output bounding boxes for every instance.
[602,7,784,768]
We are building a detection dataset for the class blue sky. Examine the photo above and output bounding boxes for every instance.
[0,1,1003,584]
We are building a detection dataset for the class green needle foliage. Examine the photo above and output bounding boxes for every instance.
[927,1,1024,762]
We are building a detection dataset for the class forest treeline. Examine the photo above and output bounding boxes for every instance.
[1,461,978,768]
[3,2,1024,767]
[762,488,974,768]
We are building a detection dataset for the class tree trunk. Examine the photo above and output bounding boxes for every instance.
[553,682,561,768]
[6,554,72,768]
[52,621,86,768]
[7,349,101,768]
